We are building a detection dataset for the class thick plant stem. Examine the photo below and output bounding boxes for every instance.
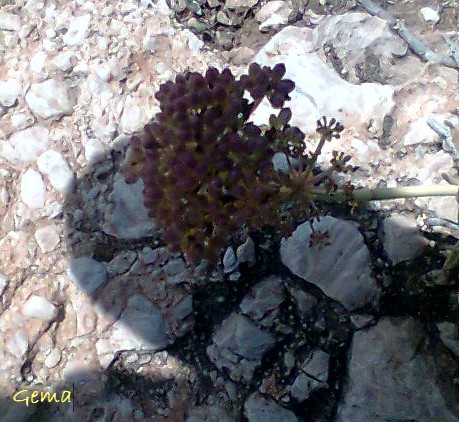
[314,185,459,203]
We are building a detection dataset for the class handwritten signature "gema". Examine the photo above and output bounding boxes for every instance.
[13,389,72,407]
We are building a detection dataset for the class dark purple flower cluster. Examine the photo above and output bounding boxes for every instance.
[122,63,298,265]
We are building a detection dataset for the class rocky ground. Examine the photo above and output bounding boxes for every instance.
[0,0,459,421]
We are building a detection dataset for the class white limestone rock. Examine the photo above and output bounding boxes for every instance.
[313,13,407,84]
[34,224,60,253]
[103,173,156,240]
[63,14,91,46]
[1,125,49,167]
[290,350,329,401]
[96,294,169,353]
[240,275,284,324]
[0,12,20,31]
[0,273,7,298]
[11,112,34,130]
[0,78,22,107]
[187,406,234,422]
[67,256,108,295]
[70,294,98,336]
[25,79,75,119]
[83,137,106,162]
[437,322,459,357]
[30,51,47,74]
[52,51,77,72]
[236,236,256,266]
[225,0,258,8]
[403,118,439,145]
[280,216,380,311]
[6,329,28,359]
[21,169,46,209]
[223,247,238,274]
[212,313,276,360]
[255,1,292,31]
[244,393,298,422]
[22,294,57,321]
[44,348,62,368]
[420,7,440,24]
[37,150,75,194]
[336,317,459,422]
[120,95,146,133]
[251,25,395,137]
[382,215,429,265]
[182,28,204,52]
[90,117,117,142]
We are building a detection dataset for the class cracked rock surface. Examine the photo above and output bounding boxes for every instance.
[0,0,458,421]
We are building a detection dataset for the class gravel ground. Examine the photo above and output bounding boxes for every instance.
[0,0,458,421]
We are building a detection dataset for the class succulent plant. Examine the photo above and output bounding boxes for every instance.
[122,63,348,265]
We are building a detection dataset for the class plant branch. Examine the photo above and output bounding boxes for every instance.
[313,184,459,203]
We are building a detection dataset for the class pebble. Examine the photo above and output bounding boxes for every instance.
[420,7,440,24]
[120,95,145,133]
[381,214,429,265]
[290,350,329,401]
[52,51,77,72]
[280,216,380,311]
[108,250,137,276]
[163,258,186,276]
[93,63,112,81]
[25,79,74,119]
[22,294,58,321]
[63,14,92,46]
[37,150,75,194]
[244,393,298,422]
[103,294,169,350]
[255,1,291,31]
[225,0,259,8]
[44,348,62,368]
[91,118,117,142]
[67,256,108,295]
[0,78,22,107]
[172,295,193,320]
[1,125,49,167]
[11,112,34,130]
[6,329,29,359]
[240,275,284,323]
[125,352,139,364]
[34,224,60,253]
[236,237,256,266]
[83,137,106,162]
[0,12,21,31]
[30,51,47,74]
[213,313,276,360]
[288,287,318,318]
[223,247,238,274]
[0,273,7,297]
[21,169,46,209]
[103,174,156,240]
[187,405,234,422]
[436,322,459,357]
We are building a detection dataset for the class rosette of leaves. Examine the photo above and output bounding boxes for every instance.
[122,64,301,265]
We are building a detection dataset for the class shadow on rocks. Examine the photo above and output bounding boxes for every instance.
[2,135,459,421]
[7,135,279,421]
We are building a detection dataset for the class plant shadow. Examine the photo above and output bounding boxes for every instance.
[0,135,458,421]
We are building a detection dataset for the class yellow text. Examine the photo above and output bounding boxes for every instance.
[13,389,71,407]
